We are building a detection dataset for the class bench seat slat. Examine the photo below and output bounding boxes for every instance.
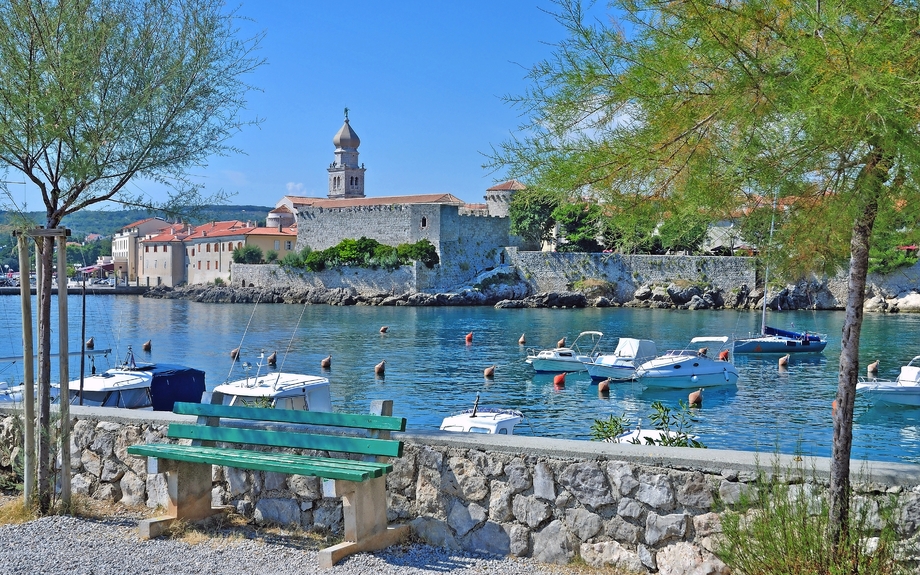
[173,402,406,432]
[127,444,390,482]
[166,423,403,458]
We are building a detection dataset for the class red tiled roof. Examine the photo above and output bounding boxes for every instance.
[121,217,169,231]
[245,225,297,237]
[487,179,526,192]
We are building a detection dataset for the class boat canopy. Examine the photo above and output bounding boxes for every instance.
[690,336,729,344]
[763,325,824,343]
[612,338,658,360]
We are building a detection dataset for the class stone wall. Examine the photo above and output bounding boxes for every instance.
[3,406,919,573]
[506,250,757,301]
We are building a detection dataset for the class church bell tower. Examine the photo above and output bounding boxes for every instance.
[327,108,366,199]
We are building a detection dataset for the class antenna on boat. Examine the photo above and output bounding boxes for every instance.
[471,392,480,417]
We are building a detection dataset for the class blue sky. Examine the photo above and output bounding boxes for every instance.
[137,0,587,208]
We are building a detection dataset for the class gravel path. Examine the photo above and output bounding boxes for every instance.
[0,513,593,575]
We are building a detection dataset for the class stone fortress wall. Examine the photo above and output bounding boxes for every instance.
[3,406,917,574]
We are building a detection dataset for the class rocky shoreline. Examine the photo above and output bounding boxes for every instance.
[143,278,887,312]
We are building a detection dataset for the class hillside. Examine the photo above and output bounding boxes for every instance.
[0,205,273,240]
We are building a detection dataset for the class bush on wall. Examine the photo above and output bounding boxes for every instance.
[280,237,439,271]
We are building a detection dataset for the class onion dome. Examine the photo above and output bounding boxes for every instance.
[333,118,360,149]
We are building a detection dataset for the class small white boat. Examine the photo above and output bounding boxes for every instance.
[635,336,739,389]
[525,331,603,373]
[857,355,920,407]
[440,395,523,435]
[60,347,206,410]
[586,338,658,382]
[212,352,332,411]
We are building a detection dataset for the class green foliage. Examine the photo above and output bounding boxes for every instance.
[213,277,225,286]
[590,413,629,441]
[265,250,278,263]
[303,250,326,272]
[717,465,909,575]
[590,401,704,448]
[552,201,603,252]
[279,251,303,269]
[0,414,24,492]
[656,209,710,255]
[508,187,563,248]
[396,239,439,268]
[231,244,263,264]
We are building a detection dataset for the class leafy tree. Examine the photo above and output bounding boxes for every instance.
[552,201,603,252]
[265,249,278,263]
[232,245,262,264]
[508,187,562,248]
[396,239,439,268]
[0,0,263,512]
[490,0,920,556]
[656,207,711,255]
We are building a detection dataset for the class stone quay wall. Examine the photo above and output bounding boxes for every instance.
[2,406,919,573]
[505,249,757,302]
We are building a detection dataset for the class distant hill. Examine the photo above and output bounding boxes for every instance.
[0,205,273,240]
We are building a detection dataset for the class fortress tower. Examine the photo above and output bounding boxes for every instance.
[484,179,525,217]
[327,108,366,199]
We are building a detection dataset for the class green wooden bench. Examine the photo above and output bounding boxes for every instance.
[126,400,409,568]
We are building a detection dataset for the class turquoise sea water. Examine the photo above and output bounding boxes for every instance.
[2,295,919,465]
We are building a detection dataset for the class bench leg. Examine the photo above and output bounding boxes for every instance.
[317,476,409,568]
[139,461,216,539]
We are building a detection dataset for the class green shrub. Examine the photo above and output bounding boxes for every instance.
[231,244,263,264]
[265,250,278,263]
[304,250,326,272]
[213,277,225,286]
[717,463,909,575]
[279,252,303,268]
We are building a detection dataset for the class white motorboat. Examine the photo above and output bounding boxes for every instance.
[60,347,206,410]
[440,395,524,435]
[525,331,604,373]
[586,338,658,382]
[856,355,920,407]
[212,352,332,411]
[635,336,739,389]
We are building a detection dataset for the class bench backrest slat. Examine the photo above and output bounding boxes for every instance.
[167,423,404,458]
[173,402,406,432]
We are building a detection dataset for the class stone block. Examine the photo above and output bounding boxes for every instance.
[119,472,146,506]
[441,457,488,502]
[463,521,512,556]
[505,458,532,493]
[512,493,551,528]
[254,497,301,528]
[565,507,603,541]
[656,541,730,575]
[509,523,531,557]
[580,540,643,572]
[448,500,487,537]
[636,473,675,511]
[532,520,576,565]
[410,516,460,550]
[533,462,555,501]
[645,512,688,546]
[488,480,514,523]
[558,461,615,509]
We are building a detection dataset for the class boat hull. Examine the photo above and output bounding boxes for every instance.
[733,336,827,354]
[586,363,636,382]
[636,356,739,389]
[527,357,589,373]
[857,383,920,406]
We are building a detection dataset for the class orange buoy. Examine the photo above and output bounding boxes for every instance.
[142,339,151,352]
[230,346,240,360]
[484,365,496,378]
[321,354,331,369]
[267,351,277,366]
[557,337,566,348]
[718,349,729,361]
[380,326,389,334]
[598,378,610,394]
[465,332,473,344]
[778,354,790,368]
[518,333,526,345]
[85,337,94,350]
[867,360,879,375]
[553,373,566,388]
[697,347,708,357]
[375,360,386,375]
[689,388,703,407]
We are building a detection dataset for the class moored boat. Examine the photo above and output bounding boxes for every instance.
[635,336,739,389]
[733,325,828,354]
[525,330,603,373]
[586,338,658,382]
[856,355,920,407]
[440,394,524,435]
[211,351,332,411]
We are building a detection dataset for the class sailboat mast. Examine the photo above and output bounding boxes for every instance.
[762,191,778,336]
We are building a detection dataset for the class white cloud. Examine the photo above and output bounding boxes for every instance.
[286,182,305,194]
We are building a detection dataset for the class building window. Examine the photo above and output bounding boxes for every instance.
[191,248,195,256]
[237,242,242,250]
[274,240,280,250]
[164,245,168,253]
[207,261,210,270]
[285,241,293,250]
[198,261,201,270]
[145,246,149,252]
[206,244,210,252]
[421,217,428,229]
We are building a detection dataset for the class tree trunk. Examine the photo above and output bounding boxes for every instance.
[829,154,885,555]
[36,236,54,512]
